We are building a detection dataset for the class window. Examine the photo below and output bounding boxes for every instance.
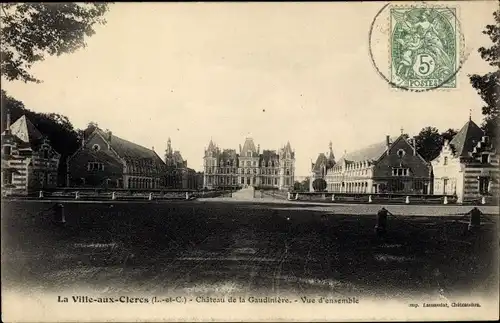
[3,145,12,156]
[3,171,13,184]
[443,157,448,165]
[397,149,405,158]
[43,149,49,159]
[481,154,489,164]
[392,168,409,176]
[247,152,251,157]
[241,177,245,184]
[92,144,100,151]
[87,162,104,171]
[479,177,490,194]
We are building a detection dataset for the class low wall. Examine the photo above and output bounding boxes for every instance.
[286,192,497,205]
[3,188,235,201]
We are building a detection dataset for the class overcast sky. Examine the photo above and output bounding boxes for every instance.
[2,2,496,175]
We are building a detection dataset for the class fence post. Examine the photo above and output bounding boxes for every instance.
[468,207,481,232]
[375,207,388,236]
[405,196,410,204]
[149,192,153,201]
[111,192,116,200]
[443,196,448,205]
[481,196,486,205]
[75,191,79,200]
[54,203,66,225]
[368,195,372,203]
[295,193,299,200]
[39,190,44,199]
[331,194,335,202]
[186,191,189,200]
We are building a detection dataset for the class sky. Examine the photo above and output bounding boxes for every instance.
[2,2,497,175]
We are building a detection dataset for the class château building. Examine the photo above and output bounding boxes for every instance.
[67,125,166,189]
[431,118,499,203]
[203,138,295,190]
[164,137,200,189]
[311,133,432,194]
[309,141,336,191]
[1,114,60,195]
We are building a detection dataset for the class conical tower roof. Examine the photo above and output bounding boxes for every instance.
[449,119,484,157]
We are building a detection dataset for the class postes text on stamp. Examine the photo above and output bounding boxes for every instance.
[390,6,458,90]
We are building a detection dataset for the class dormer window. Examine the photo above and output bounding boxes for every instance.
[3,145,12,156]
[481,154,489,164]
[88,162,104,171]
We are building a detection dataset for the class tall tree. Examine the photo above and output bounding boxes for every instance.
[469,9,499,145]
[1,3,110,83]
[414,127,459,161]
[415,126,444,162]
[312,178,327,192]
[441,128,458,143]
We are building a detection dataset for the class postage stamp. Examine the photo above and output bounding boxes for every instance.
[390,6,458,90]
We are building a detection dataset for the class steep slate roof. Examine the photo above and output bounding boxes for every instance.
[281,141,295,158]
[3,115,43,144]
[207,139,217,152]
[312,153,328,172]
[337,136,399,163]
[219,149,238,163]
[449,119,484,158]
[241,138,258,156]
[260,150,279,163]
[172,151,185,164]
[94,128,165,168]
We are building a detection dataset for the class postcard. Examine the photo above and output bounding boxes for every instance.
[1,1,499,322]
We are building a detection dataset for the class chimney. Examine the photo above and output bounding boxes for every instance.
[412,136,417,155]
[107,131,112,142]
[239,144,242,153]
[386,135,391,155]
[257,144,260,154]
[6,111,11,128]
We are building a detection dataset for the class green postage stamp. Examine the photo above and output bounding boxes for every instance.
[390,6,458,90]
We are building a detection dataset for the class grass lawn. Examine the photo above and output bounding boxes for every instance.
[2,200,498,300]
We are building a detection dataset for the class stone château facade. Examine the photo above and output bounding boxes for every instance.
[431,118,499,203]
[203,138,295,190]
[1,114,60,195]
[311,134,432,194]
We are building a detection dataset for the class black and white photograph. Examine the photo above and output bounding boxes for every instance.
[1,2,499,321]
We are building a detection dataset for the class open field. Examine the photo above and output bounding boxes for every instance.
[2,200,499,301]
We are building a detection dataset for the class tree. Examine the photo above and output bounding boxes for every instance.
[300,177,310,192]
[293,181,302,192]
[415,126,443,162]
[414,127,459,161]
[312,178,327,192]
[469,9,499,145]
[441,128,458,143]
[1,3,110,83]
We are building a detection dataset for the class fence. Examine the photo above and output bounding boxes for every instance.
[3,188,234,201]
